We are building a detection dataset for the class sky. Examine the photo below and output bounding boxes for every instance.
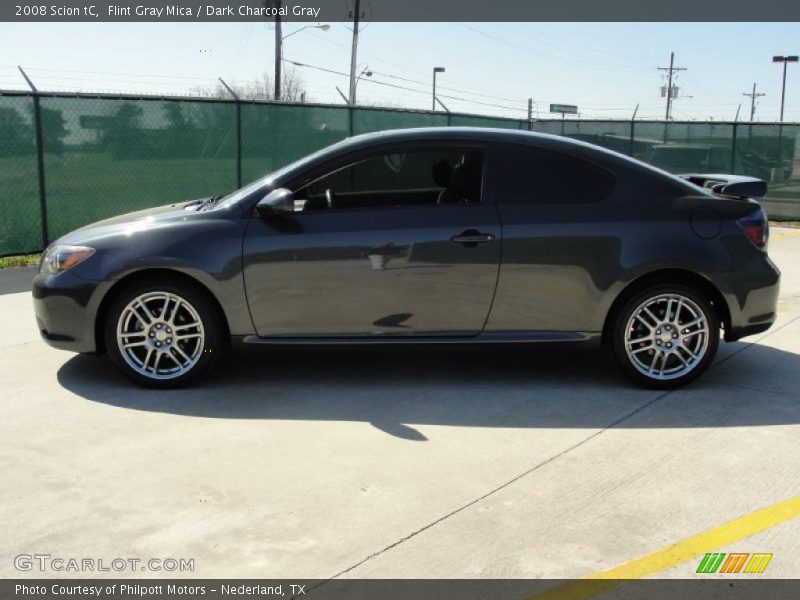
[1,22,799,121]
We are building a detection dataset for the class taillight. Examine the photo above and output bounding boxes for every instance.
[736,207,769,248]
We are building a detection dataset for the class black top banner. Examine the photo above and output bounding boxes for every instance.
[4,0,800,22]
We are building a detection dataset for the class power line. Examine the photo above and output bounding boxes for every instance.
[3,65,220,82]
[302,28,539,106]
[500,23,663,63]
[456,22,654,73]
[284,58,529,114]
[367,69,533,105]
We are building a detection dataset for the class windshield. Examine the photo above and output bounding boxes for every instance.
[214,138,354,210]
[214,177,271,209]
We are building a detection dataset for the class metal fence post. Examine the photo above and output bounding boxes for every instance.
[32,94,49,248]
[730,122,738,174]
[218,78,242,187]
[348,105,354,137]
[19,67,49,248]
[235,101,242,187]
[629,119,635,156]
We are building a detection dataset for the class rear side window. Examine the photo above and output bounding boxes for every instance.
[495,144,616,204]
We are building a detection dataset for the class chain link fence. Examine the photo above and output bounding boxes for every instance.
[1,90,799,256]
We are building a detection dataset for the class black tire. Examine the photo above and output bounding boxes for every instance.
[104,278,225,388]
[610,283,719,389]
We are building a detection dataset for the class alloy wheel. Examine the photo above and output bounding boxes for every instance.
[115,291,205,380]
[623,293,710,381]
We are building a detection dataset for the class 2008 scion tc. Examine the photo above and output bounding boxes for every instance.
[33,128,780,388]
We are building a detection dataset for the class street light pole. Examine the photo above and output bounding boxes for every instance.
[348,0,361,105]
[773,55,798,122]
[354,66,372,96]
[273,0,282,101]
[432,67,445,111]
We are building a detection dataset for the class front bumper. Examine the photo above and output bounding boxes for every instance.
[32,270,111,353]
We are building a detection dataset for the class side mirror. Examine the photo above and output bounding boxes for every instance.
[256,188,294,217]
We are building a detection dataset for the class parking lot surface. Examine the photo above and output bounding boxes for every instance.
[2,228,800,581]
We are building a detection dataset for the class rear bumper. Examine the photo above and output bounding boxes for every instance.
[714,255,780,342]
[32,270,110,353]
[727,321,773,341]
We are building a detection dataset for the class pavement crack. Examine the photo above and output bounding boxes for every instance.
[317,313,800,584]
[320,391,673,583]
[711,314,799,369]
[707,379,800,399]
[0,340,39,350]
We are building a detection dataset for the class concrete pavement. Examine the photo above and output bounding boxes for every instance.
[1,230,799,581]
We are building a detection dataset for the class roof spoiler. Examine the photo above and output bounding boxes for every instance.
[678,173,767,199]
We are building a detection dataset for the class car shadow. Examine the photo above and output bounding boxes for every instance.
[56,340,800,439]
[0,266,36,296]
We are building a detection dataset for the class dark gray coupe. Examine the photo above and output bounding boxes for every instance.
[32,128,779,388]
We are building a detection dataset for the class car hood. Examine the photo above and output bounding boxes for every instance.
[55,200,205,246]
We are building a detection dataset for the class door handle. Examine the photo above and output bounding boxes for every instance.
[450,229,495,246]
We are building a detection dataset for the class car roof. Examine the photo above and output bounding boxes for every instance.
[336,126,653,169]
[342,126,584,149]
[336,127,696,184]
[266,126,707,199]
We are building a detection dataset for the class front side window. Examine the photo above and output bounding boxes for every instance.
[496,144,615,205]
[290,148,484,212]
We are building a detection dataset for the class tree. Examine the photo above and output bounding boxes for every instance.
[0,106,34,156]
[40,107,68,155]
[164,102,192,131]
[101,102,145,158]
[191,68,307,102]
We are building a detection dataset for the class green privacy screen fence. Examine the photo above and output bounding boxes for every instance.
[1,89,799,256]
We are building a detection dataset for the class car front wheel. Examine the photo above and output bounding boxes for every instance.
[104,279,224,388]
[611,284,719,389]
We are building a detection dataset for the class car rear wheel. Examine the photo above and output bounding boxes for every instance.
[611,284,719,389]
[104,279,224,388]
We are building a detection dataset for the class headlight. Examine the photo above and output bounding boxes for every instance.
[40,245,95,275]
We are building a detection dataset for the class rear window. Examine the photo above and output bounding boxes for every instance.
[495,144,616,205]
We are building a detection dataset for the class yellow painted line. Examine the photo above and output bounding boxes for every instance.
[770,227,800,242]
[529,495,800,600]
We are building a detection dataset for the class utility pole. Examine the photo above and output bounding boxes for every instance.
[527,98,533,123]
[273,0,282,101]
[742,83,765,122]
[773,55,798,122]
[348,0,361,105]
[657,52,686,120]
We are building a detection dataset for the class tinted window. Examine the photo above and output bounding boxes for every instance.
[292,148,484,212]
[496,145,615,204]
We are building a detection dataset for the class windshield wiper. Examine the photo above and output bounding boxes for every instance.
[194,195,224,211]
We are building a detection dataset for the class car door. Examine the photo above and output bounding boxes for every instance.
[484,142,619,335]
[242,143,501,338]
